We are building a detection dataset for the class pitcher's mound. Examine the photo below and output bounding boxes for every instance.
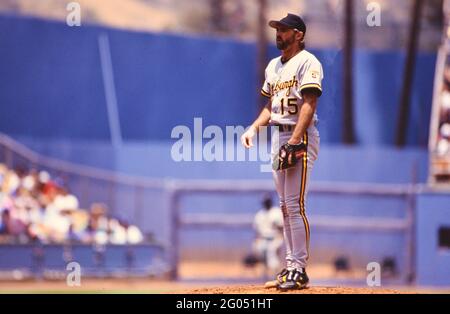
[184,285,409,294]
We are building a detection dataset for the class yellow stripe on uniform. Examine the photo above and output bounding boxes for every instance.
[299,83,322,96]
[298,132,311,261]
[260,89,271,98]
[299,83,322,91]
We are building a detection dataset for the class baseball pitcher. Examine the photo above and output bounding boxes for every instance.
[241,13,323,291]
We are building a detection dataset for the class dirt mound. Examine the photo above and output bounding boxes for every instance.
[183,285,409,294]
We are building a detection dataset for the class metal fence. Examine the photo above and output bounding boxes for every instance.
[167,179,419,283]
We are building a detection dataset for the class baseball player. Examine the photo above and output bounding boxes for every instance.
[241,13,323,290]
[252,195,284,272]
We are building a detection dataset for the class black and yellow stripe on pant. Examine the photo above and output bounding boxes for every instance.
[298,132,311,261]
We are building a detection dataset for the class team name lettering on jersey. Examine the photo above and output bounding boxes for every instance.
[271,76,299,97]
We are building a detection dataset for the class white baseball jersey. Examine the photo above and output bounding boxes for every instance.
[261,50,323,127]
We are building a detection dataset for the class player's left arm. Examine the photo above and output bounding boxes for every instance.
[288,89,319,145]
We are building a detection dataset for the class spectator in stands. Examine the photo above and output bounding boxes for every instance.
[87,203,109,245]
[13,185,42,225]
[441,65,450,123]
[1,167,20,197]
[121,219,144,244]
[437,64,450,156]
[22,169,39,193]
[107,219,144,245]
[113,218,145,245]
[0,163,7,187]
[0,209,10,234]
[40,181,70,242]
[0,165,13,212]
[108,218,127,245]
[52,182,79,212]
[0,209,28,243]
[437,123,450,156]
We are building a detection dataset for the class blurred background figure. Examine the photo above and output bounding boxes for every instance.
[246,194,283,274]
[437,63,450,156]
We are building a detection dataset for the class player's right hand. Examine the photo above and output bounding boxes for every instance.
[241,126,256,148]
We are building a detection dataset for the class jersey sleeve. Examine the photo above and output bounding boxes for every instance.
[260,68,272,98]
[298,58,323,97]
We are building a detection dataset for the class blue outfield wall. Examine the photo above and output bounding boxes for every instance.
[0,14,436,146]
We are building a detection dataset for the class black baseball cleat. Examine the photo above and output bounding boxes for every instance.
[276,268,289,285]
[277,268,309,291]
[264,268,289,288]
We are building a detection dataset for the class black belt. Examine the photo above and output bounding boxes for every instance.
[272,124,296,132]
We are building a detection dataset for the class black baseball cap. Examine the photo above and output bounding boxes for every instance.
[269,13,306,33]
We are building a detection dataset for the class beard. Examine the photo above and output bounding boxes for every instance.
[276,34,296,50]
[276,40,287,50]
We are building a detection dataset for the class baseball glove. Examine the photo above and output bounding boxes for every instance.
[272,142,307,171]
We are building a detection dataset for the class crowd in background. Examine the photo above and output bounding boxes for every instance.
[437,63,450,157]
[0,164,144,245]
